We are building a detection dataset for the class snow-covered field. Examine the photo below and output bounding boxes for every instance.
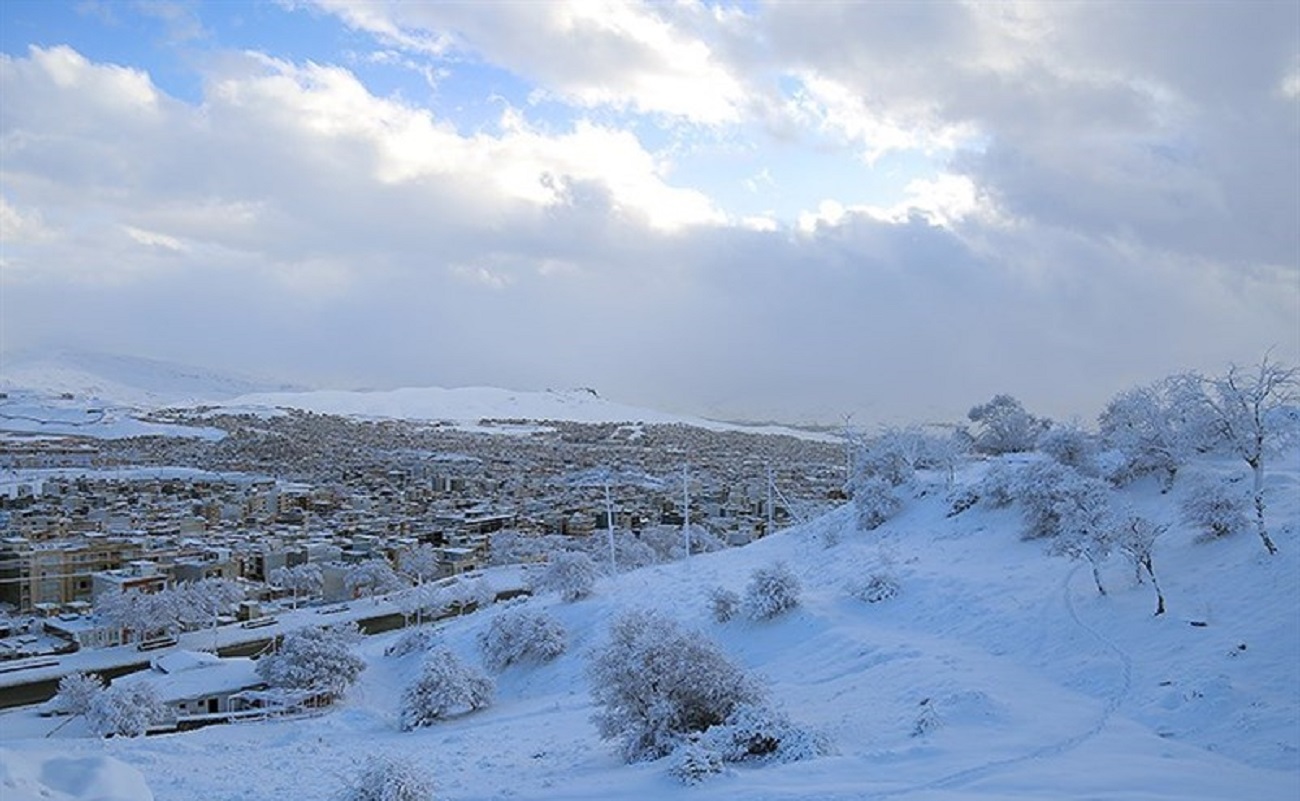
[2,454,1296,801]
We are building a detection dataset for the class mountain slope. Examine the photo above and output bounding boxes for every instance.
[0,350,302,407]
[2,454,1297,800]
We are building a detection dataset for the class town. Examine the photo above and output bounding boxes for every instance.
[0,407,846,660]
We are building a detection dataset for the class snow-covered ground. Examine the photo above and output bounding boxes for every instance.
[2,453,1296,801]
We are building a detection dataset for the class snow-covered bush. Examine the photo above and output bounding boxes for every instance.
[477,608,566,672]
[851,573,900,604]
[401,648,493,729]
[537,551,596,602]
[701,703,827,763]
[669,704,827,784]
[587,609,764,762]
[668,741,726,785]
[1181,476,1249,541]
[339,755,435,801]
[257,623,365,699]
[385,627,439,658]
[852,476,902,531]
[709,587,740,623]
[48,671,104,717]
[87,683,166,738]
[975,460,1019,508]
[1014,461,1105,541]
[742,563,801,621]
[912,698,941,737]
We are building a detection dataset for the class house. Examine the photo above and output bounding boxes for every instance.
[113,650,264,721]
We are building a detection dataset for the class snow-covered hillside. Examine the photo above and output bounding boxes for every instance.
[0,350,831,440]
[0,350,301,407]
[220,385,833,440]
[2,453,1296,801]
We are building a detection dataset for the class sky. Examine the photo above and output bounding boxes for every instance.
[0,0,1297,426]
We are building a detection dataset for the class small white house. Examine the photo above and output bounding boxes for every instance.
[114,650,264,720]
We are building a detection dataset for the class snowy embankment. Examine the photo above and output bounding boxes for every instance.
[2,456,1297,801]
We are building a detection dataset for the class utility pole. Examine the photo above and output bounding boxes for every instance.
[604,480,616,574]
[766,465,775,536]
[682,464,691,558]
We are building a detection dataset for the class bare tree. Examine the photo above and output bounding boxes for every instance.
[1198,354,1299,555]
[1117,517,1168,616]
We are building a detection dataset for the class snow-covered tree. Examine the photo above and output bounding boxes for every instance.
[1098,374,1206,489]
[338,755,435,801]
[96,589,175,643]
[587,609,764,762]
[1116,516,1168,616]
[1043,470,1116,595]
[400,648,493,729]
[178,577,245,642]
[742,563,801,621]
[346,559,407,602]
[1195,355,1299,554]
[477,608,566,672]
[855,427,923,487]
[1014,461,1099,541]
[638,523,726,562]
[49,671,104,717]
[537,551,596,602]
[399,544,441,586]
[1037,422,1098,475]
[256,623,365,700]
[271,563,323,608]
[1181,476,1250,541]
[87,683,167,738]
[967,394,1050,455]
[851,476,902,531]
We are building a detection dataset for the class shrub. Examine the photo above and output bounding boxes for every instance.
[1181,476,1249,540]
[852,573,900,604]
[668,741,726,785]
[385,627,439,658]
[477,608,566,672]
[401,648,493,729]
[669,704,828,784]
[742,563,801,621]
[709,587,740,623]
[339,755,434,801]
[852,477,902,531]
[587,609,764,762]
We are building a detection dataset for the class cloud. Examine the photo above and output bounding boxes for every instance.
[1,1,1297,427]
[302,0,749,125]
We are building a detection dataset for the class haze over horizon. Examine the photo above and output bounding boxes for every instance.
[2,1,1297,426]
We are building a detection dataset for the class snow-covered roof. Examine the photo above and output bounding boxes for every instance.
[115,652,260,703]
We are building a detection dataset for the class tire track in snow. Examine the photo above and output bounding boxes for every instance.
[861,566,1133,800]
